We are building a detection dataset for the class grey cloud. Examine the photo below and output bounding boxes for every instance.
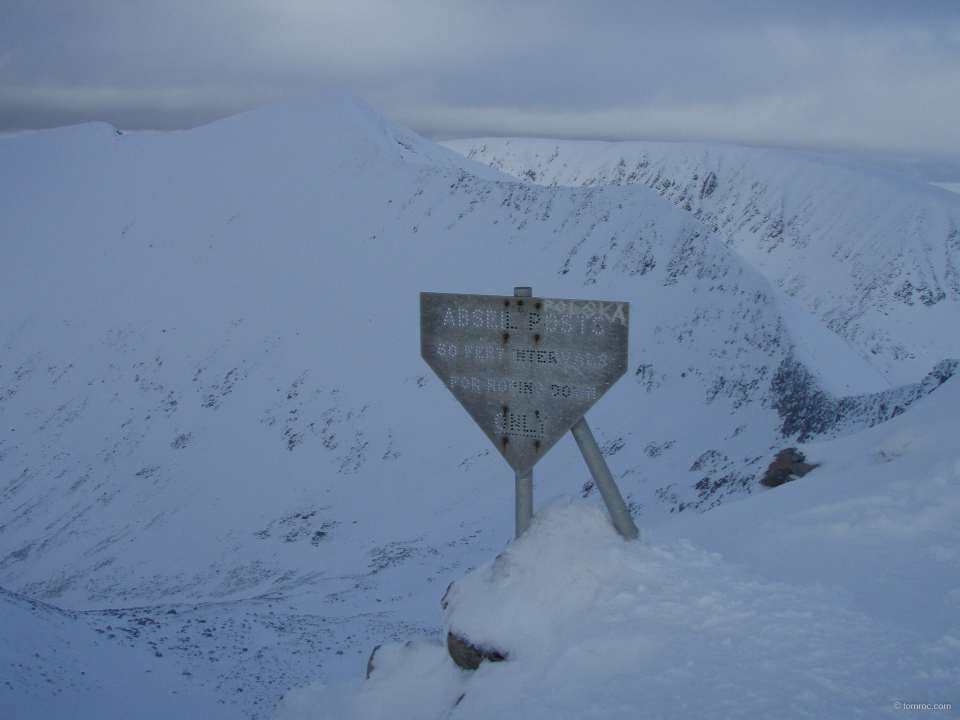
[1,0,958,179]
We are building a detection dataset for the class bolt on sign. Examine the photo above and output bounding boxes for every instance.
[420,292,629,477]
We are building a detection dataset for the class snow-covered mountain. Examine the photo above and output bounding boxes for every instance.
[445,138,960,386]
[1,94,958,718]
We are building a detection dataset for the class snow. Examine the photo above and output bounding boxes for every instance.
[0,590,235,720]
[274,376,960,718]
[0,93,958,717]
[445,137,960,387]
[657,369,960,641]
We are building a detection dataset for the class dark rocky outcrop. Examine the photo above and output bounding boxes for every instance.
[365,644,382,679]
[446,632,506,671]
[767,356,958,442]
[761,448,819,488]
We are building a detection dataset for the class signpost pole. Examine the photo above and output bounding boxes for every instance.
[514,286,534,538]
[515,469,533,538]
[570,416,640,540]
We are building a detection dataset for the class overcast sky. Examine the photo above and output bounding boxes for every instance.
[2,0,959,180]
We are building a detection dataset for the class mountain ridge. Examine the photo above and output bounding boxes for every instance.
[445,137,960,386]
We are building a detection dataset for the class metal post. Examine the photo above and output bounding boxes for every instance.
[570,416,640,540]
[514,287,534,538]
[515,469,533,538]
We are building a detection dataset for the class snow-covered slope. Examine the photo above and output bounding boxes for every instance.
[445,138,960,386]
[276,372,960,720]
[0,587,232,720]
[2,94,777,608]
[2,95,958,716]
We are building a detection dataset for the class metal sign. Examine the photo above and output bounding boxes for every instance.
[420,291,629,477]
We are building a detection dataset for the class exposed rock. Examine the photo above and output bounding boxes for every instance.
[767,356,958,442]
[761,448,819,488]
[365,644,382,679]
[446,631,506,671]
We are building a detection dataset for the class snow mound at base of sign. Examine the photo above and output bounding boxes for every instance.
[272,496,951,720]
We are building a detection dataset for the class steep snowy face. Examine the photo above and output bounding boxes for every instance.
[0,93,834,613]
[445,138,960,386]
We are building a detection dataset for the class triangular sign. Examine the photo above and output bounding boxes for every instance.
[421,292,629,476]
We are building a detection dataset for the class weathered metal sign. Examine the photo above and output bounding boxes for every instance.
[420,291,629,476]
